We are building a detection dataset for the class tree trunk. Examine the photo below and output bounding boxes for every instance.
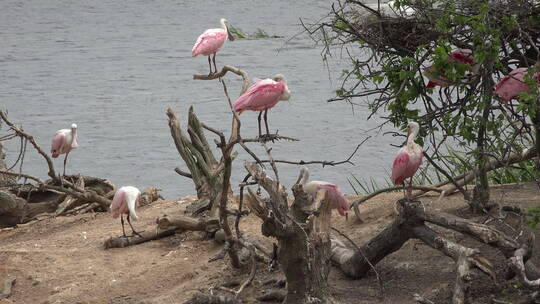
[472,61,495,212]
[245,163,336,304]
[167,107,231,217]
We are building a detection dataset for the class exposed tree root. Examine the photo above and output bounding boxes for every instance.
[184,293,240,304]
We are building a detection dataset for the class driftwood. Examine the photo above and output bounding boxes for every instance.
[245,162,338,304]
[104,215,220,249]
[184,293,240,304]
[332,196,538,304]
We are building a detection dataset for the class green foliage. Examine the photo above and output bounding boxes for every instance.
[528,205,540,229]
[228,25,283,39]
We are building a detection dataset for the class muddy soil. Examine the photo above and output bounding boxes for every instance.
[1,183,539,304]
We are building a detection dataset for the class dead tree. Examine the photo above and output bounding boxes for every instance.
[333,197,539,303]
[244,162,338,304]
[167,106,233,216]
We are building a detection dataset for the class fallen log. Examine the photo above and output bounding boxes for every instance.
[104,215,220,249]
[104,228,177,249]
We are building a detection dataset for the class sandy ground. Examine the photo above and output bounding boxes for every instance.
[0,183,539,304]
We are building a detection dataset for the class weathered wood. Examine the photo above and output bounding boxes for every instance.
[156,214,220,233]
[245,162,337,304]
[104,228,177,249]
[167,108,227,217]
[105,215,220,249]
[0,191,29,227]
[184,293,240,304]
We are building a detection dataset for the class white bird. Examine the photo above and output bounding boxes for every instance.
[50,123,78,176]
[296,168,350,216]
[110,186,142,237]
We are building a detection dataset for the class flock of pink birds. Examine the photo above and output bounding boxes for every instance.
[49,19,540,237]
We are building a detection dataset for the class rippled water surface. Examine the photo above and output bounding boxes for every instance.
[1,0,397,198]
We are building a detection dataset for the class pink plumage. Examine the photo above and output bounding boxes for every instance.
[110,186,140,219]
[390,122,423,199]
[110,186,142,237]
[233,78,289,114]
[50,123,78,176]
[303,181,350,216]
[192,18,234,74]
[424,49,476,88]
[192,29,228,57]
[494,67,540,102]
[233,74,291,137]
[313,183,350,216]
[391,148,422,185]
[51,125,78,158]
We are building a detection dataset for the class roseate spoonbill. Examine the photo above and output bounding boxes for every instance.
[296,167,350,216]
[494,67,540,102]
[192,18,235,75]
[391,121,423,199]
[110,186,142,238]
[424,49,476,88]
[233,74,291,138]
[51,123,78,176]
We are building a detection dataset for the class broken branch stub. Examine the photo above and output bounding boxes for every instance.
[167,107,230,217]
[244,162,337,304]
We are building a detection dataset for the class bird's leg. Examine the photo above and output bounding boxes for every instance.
[212,53,218,75]
[407,178,413,200]
[63,152,70,177]
[120,215,127,238]
[127,214,143,238]
[263,110,274,142]
[257,111,263,139]
[207,56,213,76]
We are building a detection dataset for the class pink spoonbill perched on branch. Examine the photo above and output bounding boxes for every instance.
[391,121,423,199]
[424,49,477,88]
[494,67,540,102]
[233,74,291,138]
[192,18,235,75]
[50,123,78,176]
[110,186,142,237]
[296,167,350,216]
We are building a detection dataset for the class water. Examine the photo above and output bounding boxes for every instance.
[1,0,397,199]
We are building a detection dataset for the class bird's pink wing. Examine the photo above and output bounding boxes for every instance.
[110,190,126,219]
[233,80,284,113]
[51,132,65,158]
[391,149,410,185]
[192,29,227,57]
[318,184,350,216]
[494,68,529,102]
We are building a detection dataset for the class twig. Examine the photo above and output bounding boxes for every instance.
[423,152,471,202]
[234,245,257,298]
[193,65,251,95]
[413,293,436,304]
[350,185,444,221]
[0,111,58,181]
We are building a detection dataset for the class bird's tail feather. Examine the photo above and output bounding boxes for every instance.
[127,196,139,221]
[319,184,350,215]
